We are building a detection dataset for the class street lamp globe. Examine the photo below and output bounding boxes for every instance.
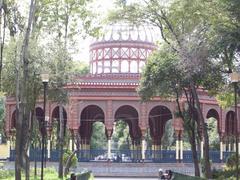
[230,71,240,83]
[41,73,49,83]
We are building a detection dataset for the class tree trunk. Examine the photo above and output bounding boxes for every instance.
[176,95,200,177]
[15,0,36,179]
[58,104,64,178]
[15,41,22,180]
[0,0,5,90]
[64,150,77,176]
[189,125,200,176]
[190,81,212,178]
[34,142,37,177]
[15,106,22,180]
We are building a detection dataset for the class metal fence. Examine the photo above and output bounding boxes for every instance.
[9,149,233,163]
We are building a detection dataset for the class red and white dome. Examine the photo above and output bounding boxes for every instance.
[89,24,156,74]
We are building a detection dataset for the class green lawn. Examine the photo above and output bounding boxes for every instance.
[0,168,94,180]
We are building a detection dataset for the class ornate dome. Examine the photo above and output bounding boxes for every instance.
[89,24,156,74]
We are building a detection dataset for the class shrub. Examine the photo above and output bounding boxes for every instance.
[226,153,240,169]
[63,150,77,168]
[0,169,14,179]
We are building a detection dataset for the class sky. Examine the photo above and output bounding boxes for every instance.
[76,0,140,62]
[18,0,146,63]
[76,0,116,63]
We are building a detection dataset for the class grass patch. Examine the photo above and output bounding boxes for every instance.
[0,168,94,180]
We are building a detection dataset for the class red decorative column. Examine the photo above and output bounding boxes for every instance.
[106,100,113,161]
[173,116,184,163]
[46,124,52,160]
[220,133,225,162]
[141,129,146,162]
[106,128,113,161]
[69,100,79,130]
[73,128,79,151]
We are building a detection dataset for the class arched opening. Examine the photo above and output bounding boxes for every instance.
[112,60,119,73]
[225,111,235,136]
[130,61,138,73]
[11,110,16,129]
[111,120,131,162]
[79,105,105,161]
[35,107,44,134]
[29,107,45,161]
[206,109,220,150]
[121,60,129,73]
[51,106,68,150]
[114,105,140,162]
[35,107,44,121]
[161,120,175,150]
[148,105,173,161]
[139,61,145,73]
[90,121,107,160]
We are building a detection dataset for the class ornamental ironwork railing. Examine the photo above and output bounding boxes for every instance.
[9,149,230,163]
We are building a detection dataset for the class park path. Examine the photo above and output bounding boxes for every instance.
[95,178,157,180]
[3,162,224,177]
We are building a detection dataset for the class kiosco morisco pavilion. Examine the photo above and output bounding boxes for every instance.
[4,25,238,163]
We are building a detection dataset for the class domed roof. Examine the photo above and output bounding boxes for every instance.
[89,23,157,75]
[97,23,155,43]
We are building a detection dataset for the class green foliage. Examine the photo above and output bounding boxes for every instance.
[0,169,15,179]
[138,48,181,101]
[36,0,101,44]
[111,0,226,100]
[161,120,175,149]
[0,168,69,180]
[216,91,234,109]
[212,160,240,180]
[63,150,77,168]
[207,118,219,150]
[30,116,41,148]
[90,122,107,149]
[2,38,44,97]
[50,120,59,149]
[112,120,130,150]
[200,158,212,177]
[47,40,72,104]
[69,61,89,75]
[226,154,240,170]
[145,128,152,150]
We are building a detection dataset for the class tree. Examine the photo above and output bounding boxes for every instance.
[31,114,41,178]
[90,122,107,150]
[109,0,228,177]
[207,118,219,150]
[112,120,130,150]
[46,40,71,178]
[39,0,100,177]
[15,0,37,179]
[138,48,202,176]
[0,0,101,179]
[161,120,175,150]
[2,4,45,179]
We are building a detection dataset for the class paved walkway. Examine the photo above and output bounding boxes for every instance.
[95,178,157,180]
[3,161,224,177]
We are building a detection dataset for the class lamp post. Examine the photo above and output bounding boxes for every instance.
[230,72,239,180]
[41,73,49,180]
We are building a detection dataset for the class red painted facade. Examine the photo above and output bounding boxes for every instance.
[4,25,237,148]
